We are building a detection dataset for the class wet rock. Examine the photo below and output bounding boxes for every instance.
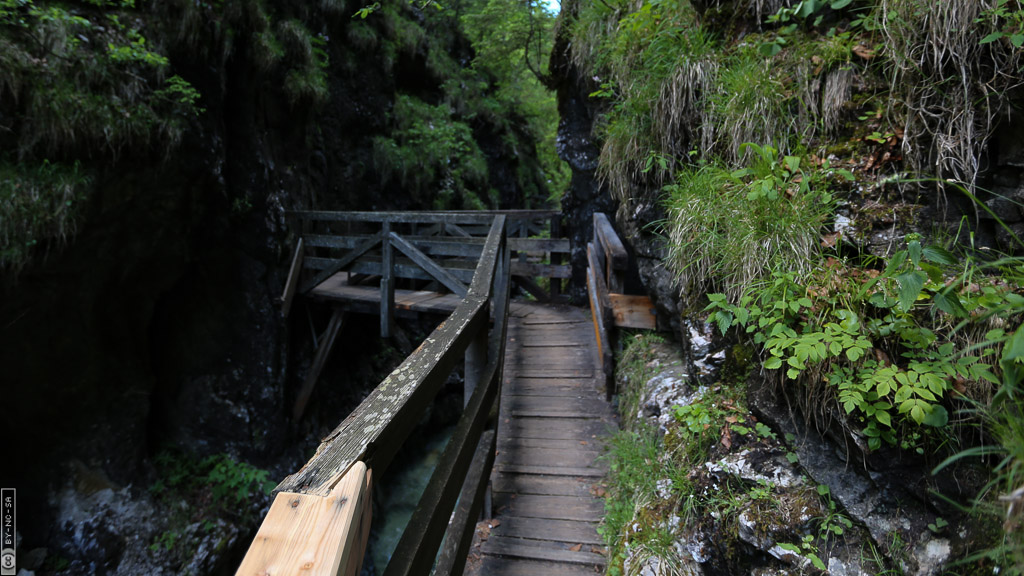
[705,450,804,490]
[981,188,1022,222]
[623,532,703,576]
[827,556,872,576]
[20,548,47,571]
[624,341,885,576]
[51,482,164,576]
[747,375,971,576]
[996,222,1024,249]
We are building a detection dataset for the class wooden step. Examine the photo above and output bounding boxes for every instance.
[482,536,605,567]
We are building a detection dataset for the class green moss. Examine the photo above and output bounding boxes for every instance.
[0,159,90,275]
[347,21,379,50]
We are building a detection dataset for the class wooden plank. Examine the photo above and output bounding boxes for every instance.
[381,222,394,338]
[491,474,598,498]
[490,516,602,544]
[306,257,477,284]
[471,557,600,576]
[292,310,346,422]
[550,215,563,298]
[503,395,609,413]
[389,231,469,297]
[512,347,590,361]
[323,235,565,255]
[520,317,588,325]
[510,261,572,279]
[492,464,606,478]
[444,222,473,238]
[609,293,657,330]
[435,431,496,576]
[406,293,463,314]
[395,290,448,309]
[281,238,304,318]
[586,243,615,400]
[514,338,587,348]
[347,469,374,576]
[505,377,595,387]
[506,360,591,373]
[502,418,612,440]
[497,437,604,452]
[493,494,604,522]
[504,383,592,398]
[302,234,367,249]
[235,462,370,576]
[383,355,499,576]
[292,211,493,225]
[507,409,602,420]
[291,210,558,225]
[593,213,627,291]
[309,283,462,315]
[482,536,605,567]
[300,233,382,294]
[496,446,602,469]
[509,369,594,379]
[509,237,569,253]
[496,435,606,453]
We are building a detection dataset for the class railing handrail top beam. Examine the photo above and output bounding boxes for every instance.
[289,209,558,225]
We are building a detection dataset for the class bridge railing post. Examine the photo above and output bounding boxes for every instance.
[464,332,486,409]
[550,213,562,299]
[381,219,394,338]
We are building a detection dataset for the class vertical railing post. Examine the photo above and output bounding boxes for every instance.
[465,333,486,409]
[518,218,528,265]
[550,214,562,299]
[381,220,394,338]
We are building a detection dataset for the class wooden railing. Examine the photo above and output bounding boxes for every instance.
[587,213,657,399]
[282,210,567,333]
[238,216,512,576]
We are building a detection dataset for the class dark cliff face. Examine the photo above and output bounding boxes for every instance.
[550,0,1024,572]
[0,0,554,570]
[549,0,616,303]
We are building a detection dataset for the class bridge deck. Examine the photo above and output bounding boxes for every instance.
[310,271,463,314]
[468,302,617,575]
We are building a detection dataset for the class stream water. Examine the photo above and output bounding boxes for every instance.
[367,425,455,575]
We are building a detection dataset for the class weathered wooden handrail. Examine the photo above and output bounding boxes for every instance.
[587,213,657,399]
[592,212,628,292]
[239,216,510,576]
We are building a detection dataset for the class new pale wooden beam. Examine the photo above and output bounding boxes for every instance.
[236,462,371,576]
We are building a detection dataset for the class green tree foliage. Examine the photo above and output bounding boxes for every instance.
[456,0,569,204]
[355,0,567,208]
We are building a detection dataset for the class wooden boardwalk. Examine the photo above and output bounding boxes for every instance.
[468,302,617,576]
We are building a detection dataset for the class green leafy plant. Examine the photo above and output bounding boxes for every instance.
[150,450,275,521]
[979,0,1024,48]
[705,229,1017,452]
[149,530,180,553]
[778,534,828,571]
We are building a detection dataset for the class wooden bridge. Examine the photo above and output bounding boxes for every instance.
[237,211,655,576]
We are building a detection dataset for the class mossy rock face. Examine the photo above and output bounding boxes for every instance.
[606,336,878,575]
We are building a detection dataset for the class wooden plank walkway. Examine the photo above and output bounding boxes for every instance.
[467,302,617,576]
[309,271,463,314]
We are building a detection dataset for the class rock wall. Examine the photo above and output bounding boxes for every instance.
[0,1,553,573]
[549,1,1021,574]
